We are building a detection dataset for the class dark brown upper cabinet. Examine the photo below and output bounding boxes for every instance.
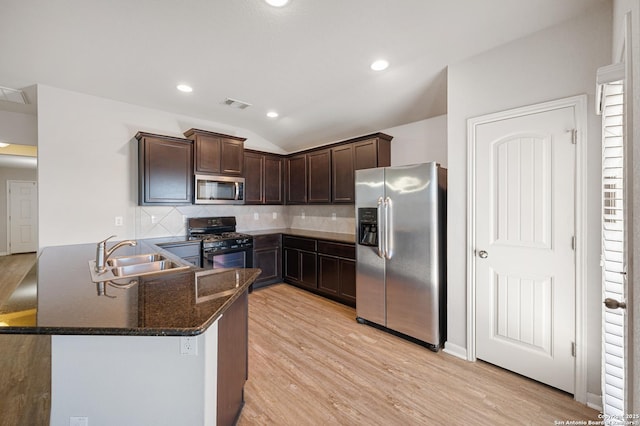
[330,133,393,203]
[264,155,284,204]
[285,154,307,204]
[244,151,263,204]
[353,135,392,170]
[331,144,355,203]
[307,149,331,204]
[260,132,392,205]
[183,128,246,176]
[136,132,194,206]
[244,150,284,205]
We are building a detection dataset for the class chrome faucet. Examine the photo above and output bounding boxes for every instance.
[95,235,137,273]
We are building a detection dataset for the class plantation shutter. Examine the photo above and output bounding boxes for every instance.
[597,63,627,420]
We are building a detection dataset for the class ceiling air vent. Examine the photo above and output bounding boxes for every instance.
[0,86,28,104]
[224,97,252,110]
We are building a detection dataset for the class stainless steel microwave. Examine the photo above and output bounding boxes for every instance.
[194,175,245,204]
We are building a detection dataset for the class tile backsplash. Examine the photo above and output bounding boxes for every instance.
[135,204,355,239]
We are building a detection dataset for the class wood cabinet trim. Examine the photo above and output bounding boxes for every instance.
[183,128,247,142]
[135,132,194,144]
[284,132,392,158]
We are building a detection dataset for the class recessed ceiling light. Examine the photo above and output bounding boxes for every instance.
[370,59,389,71]
[266,111,279,118]
[177,84,193,93]
[265,0,289,7]
[0,142,10,148]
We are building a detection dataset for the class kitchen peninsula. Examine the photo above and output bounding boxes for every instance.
[0,240,260,426]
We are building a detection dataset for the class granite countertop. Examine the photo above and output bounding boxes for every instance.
[247,228,355,244]
[0,240,260,337]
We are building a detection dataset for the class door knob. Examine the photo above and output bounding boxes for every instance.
[604,298,627,310]
[478,250,488,259]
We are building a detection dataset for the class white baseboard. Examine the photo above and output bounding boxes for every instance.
[443,341,468,360]
[586,392,602,412]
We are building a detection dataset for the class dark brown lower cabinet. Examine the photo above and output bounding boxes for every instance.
[282,235,355,305]
[283,236,317,290]
[217,290,248,426]
[283,248,317,290]
[318,256,356,305]
[317,241,356,306]
[252,234,282,288]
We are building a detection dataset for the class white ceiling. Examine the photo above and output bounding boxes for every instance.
[0,0,606,152]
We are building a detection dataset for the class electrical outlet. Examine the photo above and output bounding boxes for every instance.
[114,216,123,226]
[331,213,336,221]
[253,212,259,220]
[180,336,197,355]
[151,215,158,224]
[272,212,277,220]
[70,417,88,426]
[301,211,305,219]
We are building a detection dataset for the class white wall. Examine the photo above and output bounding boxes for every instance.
[36,85,285,248]
[382,115,447,168]
[446,2,612,401]
[0,109,37,146]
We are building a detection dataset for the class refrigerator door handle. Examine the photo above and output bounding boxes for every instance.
[385,197,393,259]
[377,197,385,258]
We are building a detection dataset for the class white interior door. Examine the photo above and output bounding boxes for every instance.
[8,180,38,253]
[474,106,577,393]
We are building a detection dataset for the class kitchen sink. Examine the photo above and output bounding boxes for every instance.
[107,253,167,268]
[89,252,191,282]
[112,260,182,277]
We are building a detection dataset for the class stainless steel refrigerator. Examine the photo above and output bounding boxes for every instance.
[355,162,446,351]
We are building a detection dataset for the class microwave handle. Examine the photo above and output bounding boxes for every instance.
[234,182,240,200]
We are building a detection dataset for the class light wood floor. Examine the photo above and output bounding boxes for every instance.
[0,256,599,425]
[238,284,600,425]
[0,252,50,426]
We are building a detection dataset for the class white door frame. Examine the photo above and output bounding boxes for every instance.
[6,179,38,255]
[466,95,588,403]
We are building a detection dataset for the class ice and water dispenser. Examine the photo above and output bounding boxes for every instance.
[358,208,378,246]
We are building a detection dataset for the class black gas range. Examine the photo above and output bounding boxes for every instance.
[187,217,253,269]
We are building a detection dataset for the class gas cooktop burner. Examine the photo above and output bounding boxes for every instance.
[186,217,253,252]
[192,232,252,242]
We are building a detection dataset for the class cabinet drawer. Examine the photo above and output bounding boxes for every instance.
[253,234,281,249]
[317,241,355,259]
[282,236,316,252]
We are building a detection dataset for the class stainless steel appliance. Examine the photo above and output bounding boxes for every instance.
[187,217,253,269]
[194,175,245,204]
[355,162,446,351]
